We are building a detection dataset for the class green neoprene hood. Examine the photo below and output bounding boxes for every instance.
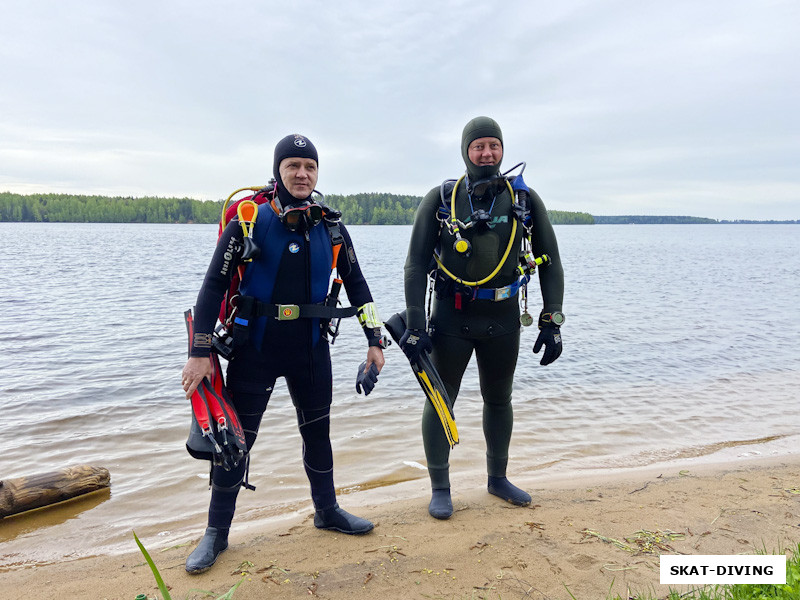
[461,116,504,181]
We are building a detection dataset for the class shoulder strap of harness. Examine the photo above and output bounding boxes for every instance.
[510,174,532,231]
[437,179,458,222]
[319,202,345,271]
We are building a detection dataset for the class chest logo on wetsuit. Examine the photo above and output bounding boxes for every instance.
[463,215,509,226]
[288,242,301,254]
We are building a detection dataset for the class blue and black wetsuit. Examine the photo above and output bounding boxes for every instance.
[190,204,379,529]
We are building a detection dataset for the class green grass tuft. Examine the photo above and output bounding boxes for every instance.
[133,531,245,600]
[606,543,800,600]
[133,531,172,600]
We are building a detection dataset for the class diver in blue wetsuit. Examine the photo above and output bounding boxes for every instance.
[181,134,386,573]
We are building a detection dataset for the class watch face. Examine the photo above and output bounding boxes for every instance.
[551,312,565,326]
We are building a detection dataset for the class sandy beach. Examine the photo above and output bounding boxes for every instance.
[4,456,799,600]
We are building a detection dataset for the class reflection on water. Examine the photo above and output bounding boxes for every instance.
[0,489,111,545]
[1,223,799,569]
[337,466,427,495]
[618,434,788,466]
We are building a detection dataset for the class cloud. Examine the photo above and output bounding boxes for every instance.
[1,0,798,219]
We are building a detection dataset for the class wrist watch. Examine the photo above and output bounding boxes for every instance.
[541,311,565,327]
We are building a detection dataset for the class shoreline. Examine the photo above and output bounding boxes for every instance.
[3,434,794,572]
[4,453,799,599]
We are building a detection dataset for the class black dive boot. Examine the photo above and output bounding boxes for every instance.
[185,527,229,574]
[314,503,373,534]
[428,487,453,519]
[488,476,531,506]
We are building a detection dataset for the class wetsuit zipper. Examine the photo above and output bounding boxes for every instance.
[304,228,315,385]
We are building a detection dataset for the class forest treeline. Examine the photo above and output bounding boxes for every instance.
[593,215,719,224]
[0,191,595,225]
[326,193,419,224]
[593,215,799,224]
[0,192,221,223]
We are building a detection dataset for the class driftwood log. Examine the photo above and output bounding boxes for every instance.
[0,465,110,518]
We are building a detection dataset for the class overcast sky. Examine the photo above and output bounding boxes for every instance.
[1,0,798,219]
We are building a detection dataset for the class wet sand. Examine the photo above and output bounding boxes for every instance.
[4,455,799,600]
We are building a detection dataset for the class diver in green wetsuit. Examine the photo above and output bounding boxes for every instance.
[400,116,565,519]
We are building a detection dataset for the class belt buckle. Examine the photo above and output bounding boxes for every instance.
[494,287,511,301]
[277,304,300,320]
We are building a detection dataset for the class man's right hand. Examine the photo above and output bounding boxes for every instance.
[182,356,213,399]
[399,328,433,363]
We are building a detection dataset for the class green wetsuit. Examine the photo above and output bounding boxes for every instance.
[404,177,564,488]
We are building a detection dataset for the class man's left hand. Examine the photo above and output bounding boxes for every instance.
[533,326,562,366]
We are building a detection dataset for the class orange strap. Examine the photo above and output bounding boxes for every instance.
[331,243,342,270]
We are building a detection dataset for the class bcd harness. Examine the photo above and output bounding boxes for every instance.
[432,163,550,325]
[211,181,381,358]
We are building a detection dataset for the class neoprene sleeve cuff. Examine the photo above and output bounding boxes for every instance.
[406,306,427,330]
[189,347,212,358]
[364,327,384,347]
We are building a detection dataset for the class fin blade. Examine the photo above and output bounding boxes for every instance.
[385,310,459,448]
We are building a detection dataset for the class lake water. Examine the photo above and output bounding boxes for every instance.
[1,222,799,569]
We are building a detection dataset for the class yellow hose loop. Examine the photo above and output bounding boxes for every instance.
[450,175,467,228]
[220,186,266,230]
[236,199,258,239]
[435,178,517,287]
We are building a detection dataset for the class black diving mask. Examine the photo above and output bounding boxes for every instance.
[280,202,324,231]
[467,175,507,200]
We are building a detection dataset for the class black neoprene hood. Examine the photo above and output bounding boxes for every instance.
[273,134,319,181]
[272,133,319,204]
[461,116,504,181]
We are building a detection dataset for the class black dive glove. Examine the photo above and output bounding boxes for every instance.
[355,361,380,396]
[533,315,563,365]
[399,328,432,363]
